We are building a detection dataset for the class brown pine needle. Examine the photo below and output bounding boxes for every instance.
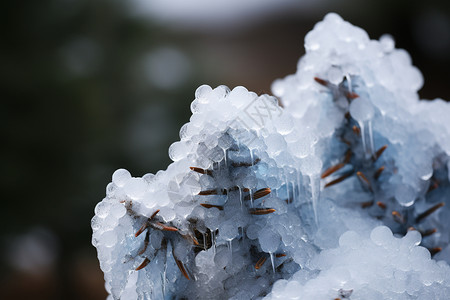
[191,236,200,246]
[357,171,369,184]
[135,222,148,237]
[428,180,439,193]
[361,200,374,208]
[373,145,388,161]
[343,150,352,163]
[416,202,445,223]
[183,233,200,246]
[324,171,354,188]
[356,171,372,191]
[198,189,218,195]
[314,77,329,87]
[321,162,346,179]
[421,228,437,237]
[428,247,442,256]
[376,201,387,209]
[356,171,370,187]
[154,222,178,231]
[352,125,360,135]
[200,203,224,210]
[135,258,150,271]
[174,258,190,280]
[227,185,250,195]
[346,91,359,99]
[285,198,293,204]
[190,167,213,176]
[253,188,271,200]
[275,253,286,258]
[374,166,385,180]
[255,257,267,269]
[150,209,160,219]
[249,208,276,215]
[244,188,271,201]
[392,211,405,224]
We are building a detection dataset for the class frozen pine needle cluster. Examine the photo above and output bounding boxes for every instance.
[92,13,450,299]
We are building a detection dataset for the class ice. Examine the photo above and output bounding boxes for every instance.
[349,97,374,122]
[379,34,395,52]
[258,228,280,253]
[123,178,147,200]
[112,169,131,187]
[394,184,416,207]
[370,225,393,246]
[338,230,360,248]
[150,230,163,249]
[95,201,112,218]
[327,66,344,85]
[195,84,213,102]
[102,230,117,248]
[246,224,261,240]
[109,204,126,219]
[300,156,322,176]
[92,12,450,300]
[219,222,239,241]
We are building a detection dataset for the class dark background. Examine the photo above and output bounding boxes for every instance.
[1,0,449,299]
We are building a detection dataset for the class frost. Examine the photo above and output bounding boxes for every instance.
[92,13,450,299]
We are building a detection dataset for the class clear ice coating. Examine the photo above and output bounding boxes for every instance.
[92,13,450,299]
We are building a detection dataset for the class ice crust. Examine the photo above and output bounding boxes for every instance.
[92,13,450,299]
[266,227,450,300]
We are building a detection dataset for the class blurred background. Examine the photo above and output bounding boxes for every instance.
[1,0,449,299]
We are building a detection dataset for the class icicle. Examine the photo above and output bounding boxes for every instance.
[368,120,374,156]
[349,97,375,160]
[296,170,302,204]
[285,175,290,202]
[162,247,168,298]
[358,120,374,160]
[269,252,275,273]
[346,74,352,92]
[310,174,320,225]
[250,149,254,167]
[238,186,243,209]
[162,268,167,298]
[228,239,233,254]
[359,121,367,157]
[223,148,228,168]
